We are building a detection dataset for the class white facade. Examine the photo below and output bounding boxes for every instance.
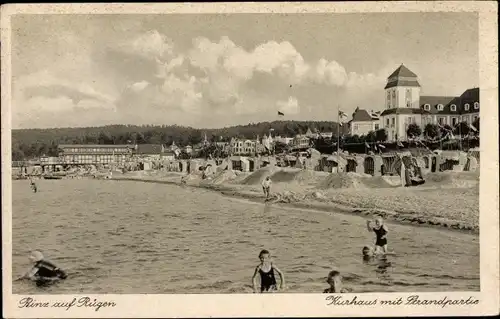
[381,65,479,142]
[230,139,257,155]
[385,83,421,109]
[382,114,423,141]
[351,120,381,136]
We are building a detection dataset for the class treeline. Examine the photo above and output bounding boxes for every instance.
[12,121,345,161]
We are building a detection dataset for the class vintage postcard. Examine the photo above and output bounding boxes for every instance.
[1,2,499,318]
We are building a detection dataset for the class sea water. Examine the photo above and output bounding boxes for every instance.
[11,179,479,293]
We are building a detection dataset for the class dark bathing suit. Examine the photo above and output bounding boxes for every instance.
[259,265,277,292]
[373,226,387,247]
[34,260,67,279]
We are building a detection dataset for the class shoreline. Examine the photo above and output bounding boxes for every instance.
[108,172,479,235]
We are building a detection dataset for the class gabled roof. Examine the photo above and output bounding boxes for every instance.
[352,108,377,122]
[387,64,418,79]
[419,96,457,114]
[419,88,480,114]
[135,144,163,155]
[460,87,479,101]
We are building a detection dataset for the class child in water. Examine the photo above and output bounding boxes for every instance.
[252,249,285,293]
[16,251,67,285]
[362,246,375,261]
[323,270,349,293]
[366,216,389,254]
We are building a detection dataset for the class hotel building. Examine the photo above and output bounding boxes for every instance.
[58,144,135,165]
[349,64,480,142]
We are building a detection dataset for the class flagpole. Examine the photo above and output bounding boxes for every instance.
[337,105,340,155]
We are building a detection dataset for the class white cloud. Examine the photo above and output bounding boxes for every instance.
[277,96,300,115]
[161,74,202,113]
[12,29,395,128]
[126,30,174,61]
[130,81,150,92]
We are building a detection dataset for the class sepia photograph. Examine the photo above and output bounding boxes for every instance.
[2,2,498,318]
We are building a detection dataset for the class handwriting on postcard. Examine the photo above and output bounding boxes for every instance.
[18,297,116,312]
[326,295,479,308]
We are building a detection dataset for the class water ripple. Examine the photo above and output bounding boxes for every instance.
[11,179,479,294]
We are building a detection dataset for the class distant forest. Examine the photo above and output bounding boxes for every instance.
[12,121,347,161]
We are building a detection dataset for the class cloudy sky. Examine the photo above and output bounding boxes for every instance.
[11,12,478,129]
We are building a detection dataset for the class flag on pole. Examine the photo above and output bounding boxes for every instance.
[338,111,347,126]
[278,111,284,116]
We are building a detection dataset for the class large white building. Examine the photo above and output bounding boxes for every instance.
[349,64,480,142]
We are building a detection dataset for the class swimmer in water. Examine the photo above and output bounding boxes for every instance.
[367,216,389,254]
[16,251,67,284]
[362,246,376,261]
[252,249,285,293]
[323,270,349,293]
[261,177,272,200]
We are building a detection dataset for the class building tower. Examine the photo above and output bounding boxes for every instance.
[384,64,421,109]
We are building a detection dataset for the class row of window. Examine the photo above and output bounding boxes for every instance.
[62,147,131,153]
[233,148,256,153]
[62,154,127,163]
[425,114,479,126]
[386,89,414,108]
[423,102,479,111]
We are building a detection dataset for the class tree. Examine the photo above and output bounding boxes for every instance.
[472,117,480,133]
[375,129,388,142]
[423,123,440,139]
[406,123,422,138]
[365,131,376,142]
[453,122,470,136]
[439,124,453,138]
[274,141,289,154]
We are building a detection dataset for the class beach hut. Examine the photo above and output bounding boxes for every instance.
[464,155,478,172]
[320,154,347,173]
[345,155,357,173]
[364,156,374,175]
[381,153,399,176]
[439,151,462,172]
[468,148,480,164]
[247,158,256,172]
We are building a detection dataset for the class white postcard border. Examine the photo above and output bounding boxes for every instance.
[1,1,499,318]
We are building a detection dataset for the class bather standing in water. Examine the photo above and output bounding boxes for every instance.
[252,249,285,293]
[29,180,37,193]
[262,176,272,200]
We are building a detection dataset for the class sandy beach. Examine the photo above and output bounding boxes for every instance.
[109,167,479,234]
